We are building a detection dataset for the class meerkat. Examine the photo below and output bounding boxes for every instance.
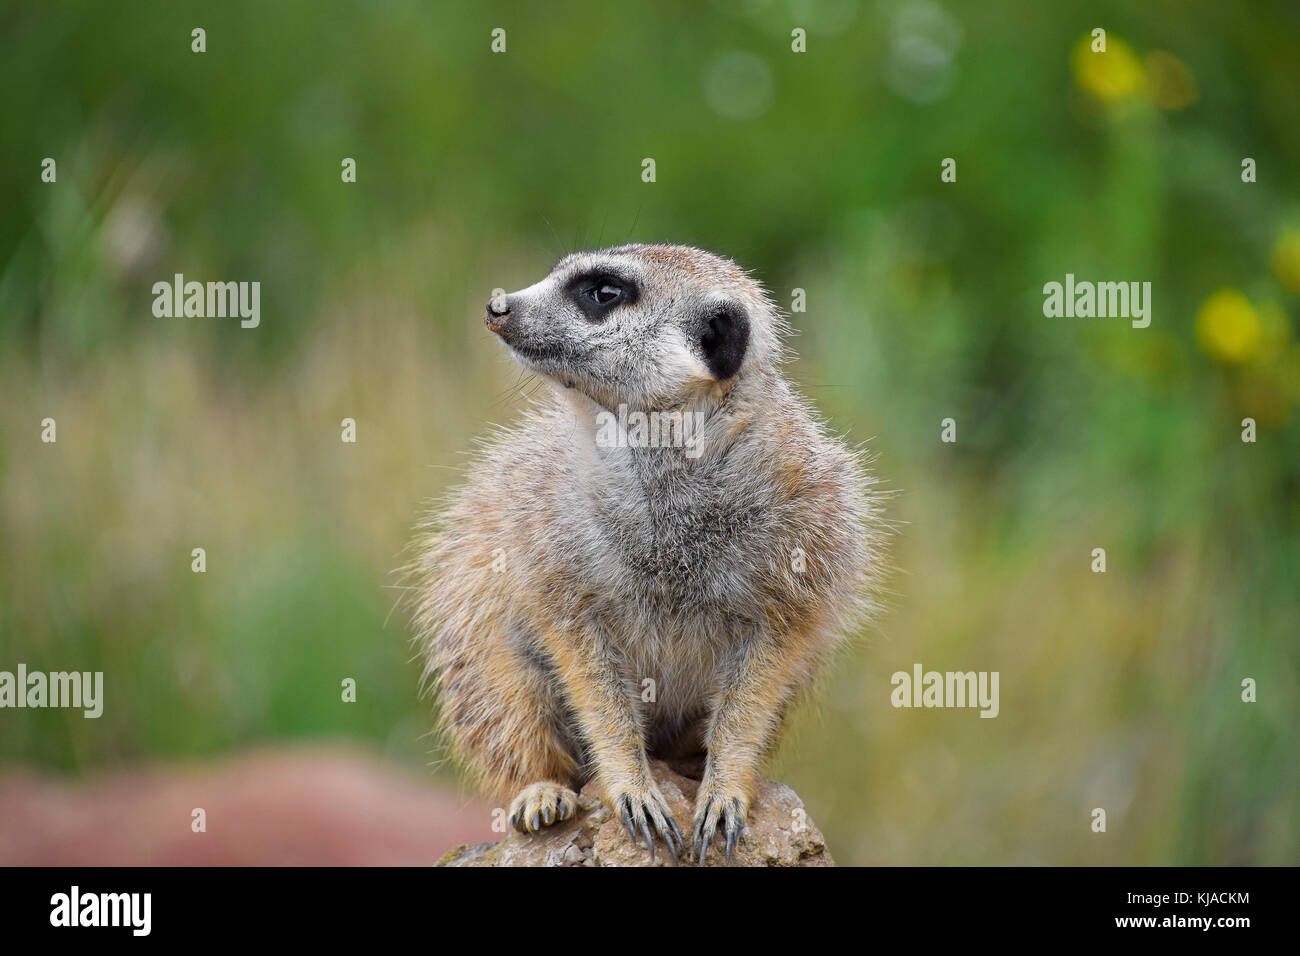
[409,243,885,864]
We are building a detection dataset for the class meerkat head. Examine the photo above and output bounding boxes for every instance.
[483,243,784,411]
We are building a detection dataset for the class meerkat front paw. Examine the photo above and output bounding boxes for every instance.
[509,782,579,834]
[691,787,749,865]
[610,784,683,864]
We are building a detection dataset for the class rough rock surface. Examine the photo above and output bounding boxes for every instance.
[437,760,834,867]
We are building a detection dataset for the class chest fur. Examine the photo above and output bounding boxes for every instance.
[579,449,785,609]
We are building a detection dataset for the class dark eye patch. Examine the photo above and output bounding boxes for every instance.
[567,269,639,321]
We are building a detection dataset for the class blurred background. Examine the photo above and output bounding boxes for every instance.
[1,0,1297,865]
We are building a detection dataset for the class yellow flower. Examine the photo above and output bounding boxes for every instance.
[1143,51,1198,110]
[1271,232,1300,294]
[1196,289,1262,364]
[1073,35,1144,102]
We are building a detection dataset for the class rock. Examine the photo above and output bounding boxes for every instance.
[437,760,833,867]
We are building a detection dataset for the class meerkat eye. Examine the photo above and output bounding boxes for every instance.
[587,283,622,305]
[570,272,637,319]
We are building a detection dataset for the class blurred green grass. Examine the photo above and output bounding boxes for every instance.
[1,0,1297,864]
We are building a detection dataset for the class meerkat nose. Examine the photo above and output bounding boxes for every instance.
[485,295,512,334]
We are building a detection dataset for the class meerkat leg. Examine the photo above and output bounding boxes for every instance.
[546,627,684,862]
[436,629,584,834]
[694,634,799,864]
[508,781,579,833]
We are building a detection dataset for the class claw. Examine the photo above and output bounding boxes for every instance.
[610,787,685,864]
[638,815,656,861]
[619,798,637,842]
[691,793,745,865]
[661,821,680,865]
[509,782,580,837]
[697,809,718,865]
[645,800,680,864]
[668,815,685,852]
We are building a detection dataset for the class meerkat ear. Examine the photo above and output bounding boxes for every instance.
[699,302,750,381]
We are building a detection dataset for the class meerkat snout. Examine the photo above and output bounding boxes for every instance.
[484,294,511,334]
